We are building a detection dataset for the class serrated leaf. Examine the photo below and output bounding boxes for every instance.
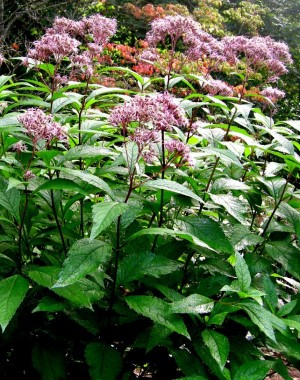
[171,347,206,377]
[59,145,112,164]
[28,266,92,307]
[233,359,273,380]
[85,342,122,380]
[170,294,214,314]
[202,329,229,371]
[198,128,226,145]
[122,141,139,174]
[146,324,172,353]
[32,343,67,380]
[210,194,249,224]
[238,301,276,341]
[32,296,66,313]
[143,179,203,203]
[125,296,190,338]
[202,147,243,167]
[235,253,251,292]
[117,251,180,285]
[57,168,114,199]
[211,178,250,193]
[86,85,133,102]
[277,203,300,238]
[33,178,87,195]
[53,239,112,287]
[51,95,80,113]
[265,241,300,280]
[277,300,297,318]
[228,225,263,250]
[91,202,129,239]
[0,178,20,222]
[258,177,286,204]
[0,275,29,332]
[179,216,234,254]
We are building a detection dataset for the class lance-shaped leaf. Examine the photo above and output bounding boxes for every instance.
[210,194,249,224]
[53,239,112,288]
[59,145,113,164]
[125,295,190,338]
[117,251,180,285]
[32,343,66,380]
[201,147,243,168]
[211,178,250,193]
[258,176,287,204]
[33,178,88,195]
[233,360,273,380]
[123,141,139,174]
[170,294,214,315]
[143,179,203,203]
[85,342,122,380]
[57,168,115,199]
[235,252,251,292]
[277,202,300,239]
[28,266,92,307]
[0,178,20,222]
[91,202,129,239]
[202,329,229,371]
[0,275,29,332]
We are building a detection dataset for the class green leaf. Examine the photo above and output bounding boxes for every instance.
[238,301,276,341]
[143,179,203,203]
[0,178,20,222]
[202,329,229,371]
[85,342,122,380]
[265,241,300,281]
[235,252,251,292]
[122,141,139,174]
[32,343,67,380]
[53,239,112,288]
[202,147,243,168]
[32,296,66,313]
[28,266,92,307]
[170,294,214,314]
[277,300,297,317]
[233,359,273,380]
[211,178,250,193]
[277,202,300,238]
[33,178,87,195]
[228,225,263,250]
[125,296,190,338]
[59,145,112,164]
[57,168,114,199]
[258,177,286,204]
[171,347,206,377]
[179,216,234,254]
[86,85,133,102]
[117,251,180,285]
[91,202,129,239]
[0,275,29,332]
[210,194,249,224]
[51,95,80,113]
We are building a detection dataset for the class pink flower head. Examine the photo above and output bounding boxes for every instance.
[0,54,4,65]
[52,17,85,37]
[165,139,193,166]
[83,14,117,45]
[23,170,35,181]
[204,79,234,97]
[12,141,27,153]
[260,87,285,103]
[146,15,202,48]
[18,108,67,144]
[28,32,80,62]
[109,93,187,132]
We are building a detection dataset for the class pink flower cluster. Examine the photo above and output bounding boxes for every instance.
[109,92,188,132]
[109,93,193,165]
[0,54,4,65]
[26,15,117,76]
[222,36,292,82]
[165,139,193,166]
[260,87,286,103]
[204,79,234,97]
[18,108,67,144]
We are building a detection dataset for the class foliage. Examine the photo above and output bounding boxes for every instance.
[0,11,299,380]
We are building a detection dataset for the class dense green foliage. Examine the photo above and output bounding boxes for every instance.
[0,8,299,380]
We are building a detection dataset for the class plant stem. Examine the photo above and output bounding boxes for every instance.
[18,186,29,271]
[50,189,67,255]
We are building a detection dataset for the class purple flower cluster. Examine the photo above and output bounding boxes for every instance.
[222,36,292,82]
[18,108,67,144]
[165,139,193,166]
[260,87,286,103]
[204,79,234,97]
[109,92,187,132]
[12,141,27,153]
[25,15,117,76]
[0,54,4,65]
